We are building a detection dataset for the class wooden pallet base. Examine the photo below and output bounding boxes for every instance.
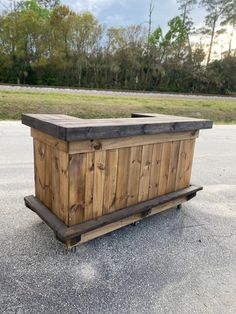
[24,185,202,250]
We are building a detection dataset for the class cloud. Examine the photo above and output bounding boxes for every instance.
[61,0,206,32]
[70,0,125,15]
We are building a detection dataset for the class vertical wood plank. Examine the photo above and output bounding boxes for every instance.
[148,143,163,199]
[51,148,69,224]
[33,138,39,199]
[68,153,86,225]
[115,147,130,210]
[44,145,53,209]
[103,149,119,214]
[182,139,195,187]
[138,144,153,202]
[51,147,59,218]
[84,152,95,221]
[34,139,46,202]
[175,139,195,190]
[158,142,172,196]
[93,150,106,218]
[166,141,181,193]
[127,146,142,206]
[58,150,69,225]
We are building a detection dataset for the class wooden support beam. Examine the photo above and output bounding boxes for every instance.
[24,185,202,245]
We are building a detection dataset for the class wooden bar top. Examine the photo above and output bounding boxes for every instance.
[22,113,213,141]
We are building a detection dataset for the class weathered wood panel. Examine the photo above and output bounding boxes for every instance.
[103,149,119,214]
[175,139,196,190]
[34,138,46,202]
[31,128,68,152]
[43,144,53,209]
[166,141,181,193]
[68,154,86,225]
[57,150,69,224]
[184,139,196,186]
[138,145,153,202]
[24,185,202,245]
[34,138,69,224]
[158,142,172,196]
[32,130,196,226]
[84,152,95,221]
[148,143,163,199]
[68,130,199,154]
[115,147,130,210]
[80,196,188,244]
[22,113,212,141]
[92,150,106,218]
[127,146,142,206]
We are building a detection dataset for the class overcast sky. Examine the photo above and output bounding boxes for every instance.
[63,0,205,31]
[0,1,206,31]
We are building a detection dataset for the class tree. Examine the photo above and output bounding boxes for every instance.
[221,0,236,55]
[0,0,235,93]
[177,0,197,60]
[200,0,230,65]
[37,0,60,9]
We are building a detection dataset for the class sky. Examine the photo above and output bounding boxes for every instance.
[0,0,234,54]
[62,0,235,55]
[63,0,202,31]
[0,0,205,31]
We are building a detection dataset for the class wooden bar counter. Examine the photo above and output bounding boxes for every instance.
[22,113,213,251]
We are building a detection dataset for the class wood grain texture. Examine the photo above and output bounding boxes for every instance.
[93,150,106,218]
[80,196,188,244]
[69,153,86,225]
[44,145,53,209]
[115,147,130,210]
[31,118,197,228]
[138,145,153,202]
[22,113,212,141]
[84,152,95,221]
[50,148,69,224]
[34,138,46,202]
[24,185,202,245]
[68,131,199,154]
[103,149,119,214]
[31,128,68,152]
[175,140,188,190]
[58,150,69,224]
[127,146,142,206]
[158,142,172,196]
[149,143,163,199]
[184,139,196,186]
[166,141,181,193]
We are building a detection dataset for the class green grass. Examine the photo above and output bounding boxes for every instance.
[0,89,236,123]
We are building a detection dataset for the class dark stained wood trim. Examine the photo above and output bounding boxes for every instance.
[22,113,213,141]
[131,112,213,128]
[65,121,210,141]
[22,114,66,140]
[24,185,202,242]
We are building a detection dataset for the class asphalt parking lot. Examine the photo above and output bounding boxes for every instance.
[0,122,236,314]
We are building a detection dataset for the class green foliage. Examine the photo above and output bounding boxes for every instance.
[148,27,162,46]
[164,16,188,47]
[0,2,235,94]
[18,0,50,18]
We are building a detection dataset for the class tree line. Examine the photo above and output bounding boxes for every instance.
[0,0,235,94]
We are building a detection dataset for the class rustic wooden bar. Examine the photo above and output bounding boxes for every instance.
[22,113,212,250]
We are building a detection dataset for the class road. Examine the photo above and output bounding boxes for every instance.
[0,122,236,314]
[1,84,236,100]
